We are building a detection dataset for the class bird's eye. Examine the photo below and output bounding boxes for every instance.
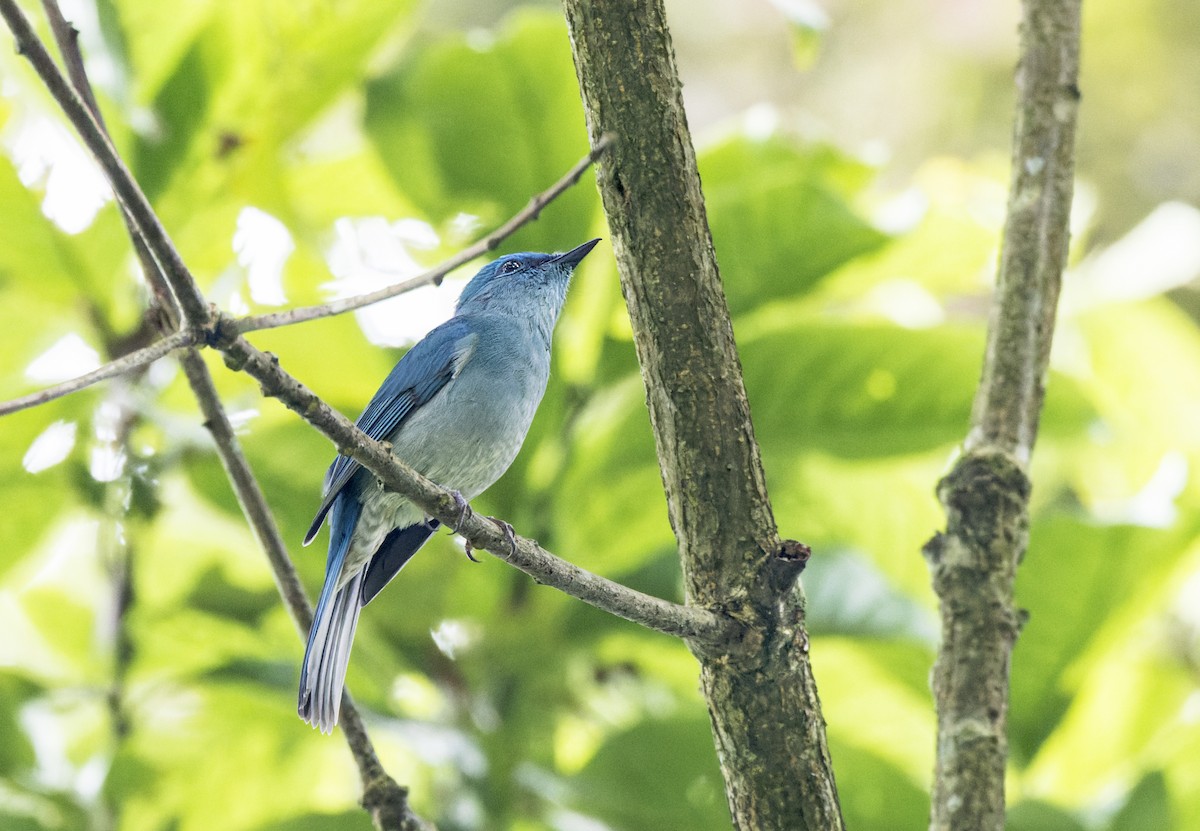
[500,260,523,275]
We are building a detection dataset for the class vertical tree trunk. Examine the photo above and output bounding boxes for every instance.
[923,0,1082,828]
[561,1,843,828]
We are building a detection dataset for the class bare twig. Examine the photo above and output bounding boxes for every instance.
[209,329,746,649]
[923,0,1081,828]
[0,328,199,417]
[29,4,428,828]
[0,137,615,420]
[2,0,734,653]
[233,134,614,335]
[1,0,209,326]
[177,350,427,830]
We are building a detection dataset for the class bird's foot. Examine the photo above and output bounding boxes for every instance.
[460,518,517,562]
[462,540,482,563]
[448,490,472,532]
[448,491,482,563]
[489,516,518,559]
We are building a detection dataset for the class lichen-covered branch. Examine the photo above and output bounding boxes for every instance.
[923,0,1082,828]
[560,1,842,828]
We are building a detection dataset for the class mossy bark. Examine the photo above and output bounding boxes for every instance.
[561,1,843,828]
[924,0,1082,828]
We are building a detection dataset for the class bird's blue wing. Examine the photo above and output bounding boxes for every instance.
[303,318,478,545]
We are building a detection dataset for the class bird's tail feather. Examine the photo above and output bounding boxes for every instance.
[298,571,363,734]
[299,494,362,733]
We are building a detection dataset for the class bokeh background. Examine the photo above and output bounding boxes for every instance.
[2,0,1199,828]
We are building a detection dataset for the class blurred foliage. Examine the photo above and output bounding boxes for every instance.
[1,2,1200,830]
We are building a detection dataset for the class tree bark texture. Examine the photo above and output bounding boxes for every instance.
[561,2,844,828]
[923,0,1081,829]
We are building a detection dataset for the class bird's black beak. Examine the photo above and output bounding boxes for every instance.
[552,238,601,268]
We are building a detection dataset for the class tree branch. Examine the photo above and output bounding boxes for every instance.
[0,328,199,417]
[923,0,1082,828]
[178,350,429,831]
[215,327,746,649]
[560,1,842,828]
[2,0,738,654]
[233,135,614,335]
[1,0,209,326]
[27,4,429,828]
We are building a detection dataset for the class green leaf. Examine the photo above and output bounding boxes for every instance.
[1107,770,1172,831]
[1010,515,1199,763]
[0,673,39,775]
[252,813,372,831]
[739,320,1094,459]
[700,134,890,313]
[364,12,599,253]
[828,739,929,831]
[744,321,981,458]
[1006,800,1088,831]
[818,638,935,784]
[0,401,81,580]
[0,785,89,831]
[803,551,937,642]
[566,717,729,831]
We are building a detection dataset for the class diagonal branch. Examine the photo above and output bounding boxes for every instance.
[177,350,428,831]
[211,326,746,649]
[0,328,199,417]
[234,135,613,334]
[2,0,739,654]
[30,3,428,828]
[922,0,1082,828]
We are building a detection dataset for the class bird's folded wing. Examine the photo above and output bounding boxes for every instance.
[303,319,478,545]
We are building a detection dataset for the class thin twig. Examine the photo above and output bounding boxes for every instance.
[924,0,1081,828]
[1,1,734,654]
[222,331,745,650]
[0,328,199,417]
[29,5,428,828]
[0,137,615,418]
[178,350,426,830]
[1,0,209,326]
[233,134,615,335]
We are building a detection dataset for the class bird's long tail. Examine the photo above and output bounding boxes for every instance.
[298,495,362,734]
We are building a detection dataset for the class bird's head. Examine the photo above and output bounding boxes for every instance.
[455,238,601,315]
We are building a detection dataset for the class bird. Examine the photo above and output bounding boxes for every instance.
[298,238,600,733]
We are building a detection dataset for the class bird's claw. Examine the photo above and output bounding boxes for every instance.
[448,490,472,533]
[490,517,518,559]
[461,517,517,562]
[449,491,483,563]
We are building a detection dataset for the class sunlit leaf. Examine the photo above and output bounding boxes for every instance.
[700,134,890,313]
[565,717,728,830]
[364,12,598,253]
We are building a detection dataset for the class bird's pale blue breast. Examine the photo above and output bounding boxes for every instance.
[335,311,554,582]
[304,318,478,545]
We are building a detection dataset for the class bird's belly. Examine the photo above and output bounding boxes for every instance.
[342,365,542,575]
